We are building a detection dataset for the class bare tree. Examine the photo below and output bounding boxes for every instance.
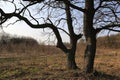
[0,0,120,74]
[83,0,120,73]
[0,0,82,70]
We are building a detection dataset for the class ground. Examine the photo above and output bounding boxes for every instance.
[0,47,120,80]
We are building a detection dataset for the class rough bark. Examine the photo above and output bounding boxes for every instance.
[67,38,78,70]
[67,49,78,70]
[84,34,96,73]
[84,0,96,73]
[64,0,79,70]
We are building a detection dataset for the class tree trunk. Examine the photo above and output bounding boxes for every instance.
[84,35,96,73]
[67,49,78,70]
[66,38,78,70]
[84,0,96,73]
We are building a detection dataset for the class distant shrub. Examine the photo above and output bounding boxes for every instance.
[97,34,120,49]
[0,34,62,54]
[9,37,38,46]
[77,34,120,49]
[0,34,39,53]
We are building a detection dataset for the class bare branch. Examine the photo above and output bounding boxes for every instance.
[105,28,120,32]
[70,3,86,13]
[57,27,70,36]
[23,0,44,3]
[95,0,104,12]
[0,8,69,53]
[96,23,120,33]
[103,0,120,2]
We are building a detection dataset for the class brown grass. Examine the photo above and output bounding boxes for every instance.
[0,35,120,79]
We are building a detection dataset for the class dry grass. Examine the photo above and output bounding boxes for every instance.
[95,49,120,77]
[0,47,120,80]
[0,35,120,80]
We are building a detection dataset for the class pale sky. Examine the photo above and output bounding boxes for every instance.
[0,0,70,44]
[3,20,42,41]
[2,19,69,44]
[1,16,70,44]
[0,0,119,44]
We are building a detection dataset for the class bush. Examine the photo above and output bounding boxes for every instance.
[97,34,120,49]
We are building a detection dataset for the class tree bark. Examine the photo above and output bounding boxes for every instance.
[84,0,96,73]
[67,47,78,70]
[84,34,96,73]
[64,0,79,70]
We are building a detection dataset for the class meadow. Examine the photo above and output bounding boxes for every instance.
[0,35,120,80]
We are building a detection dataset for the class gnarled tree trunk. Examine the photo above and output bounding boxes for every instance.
[67,46,78,70]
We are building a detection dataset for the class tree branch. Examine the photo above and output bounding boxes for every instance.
[96,23,120,33]
[23,0,44,3]
[69,3,86,13]
[0,8,69,53]
[102,0,120,2]
[105,28,120,32]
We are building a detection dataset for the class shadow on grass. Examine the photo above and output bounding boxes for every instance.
[0,66,120,80]
[1,71,120,80]
[94,71,120,80]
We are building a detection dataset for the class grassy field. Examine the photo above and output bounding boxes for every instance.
[0,35,120,80]
[0,47,120,80]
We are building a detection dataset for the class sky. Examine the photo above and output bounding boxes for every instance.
[2,18,69,44]
[2,22,69,44]
[0,0,69,44]
[0,0,119,44]
[1,15,71,45]
[3,20,42,41]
